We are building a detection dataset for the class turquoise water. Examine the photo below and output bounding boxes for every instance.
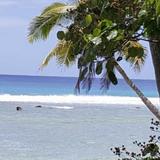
[0,75,158,160]
[0,102,153,160]
[0,74,158,97]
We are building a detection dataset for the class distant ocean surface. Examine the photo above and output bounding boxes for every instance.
[0,74,159,160]
[0,74,159,105]
[0,74,158,97]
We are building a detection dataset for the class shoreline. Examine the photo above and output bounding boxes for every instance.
[0,94,159,106]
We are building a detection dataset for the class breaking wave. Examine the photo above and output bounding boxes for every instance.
[0,94,159,106]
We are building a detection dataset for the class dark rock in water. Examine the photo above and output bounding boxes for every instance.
[35,105,42,108]
[16,107,22,111]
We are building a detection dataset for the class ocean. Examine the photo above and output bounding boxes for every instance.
[0,74,159,160]
[0,74,158,97]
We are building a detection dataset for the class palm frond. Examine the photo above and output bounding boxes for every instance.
[81,62,95,92]
[100,72,110,92]
[41,40,75,67]
[75,62,95,93]
[28,3,76,43]
[41,3,75,15]
[122,41,147,71]
[126,53,147,71]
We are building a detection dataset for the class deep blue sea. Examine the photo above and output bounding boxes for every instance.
[0,75,159,160]
[0,74,158,97]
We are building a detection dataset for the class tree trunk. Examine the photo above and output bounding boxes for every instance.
[149,38,160,97]
[114,61,160,120]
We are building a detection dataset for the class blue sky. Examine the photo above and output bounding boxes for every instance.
[0,0,155,79]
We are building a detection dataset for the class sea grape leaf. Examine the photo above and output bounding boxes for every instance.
[98,19,113,29]
[117,57,123,62]
[106,60,114,72]
[79,67,88,81]
[65,32,71,41]
[142,143,159,156]
[108,71,118,85]
[156,0,160,16]
[57,31,65,40]
[107,30,118,40]
[78,57,86,68]
[90,0,98,7]
[85,14,92,27]
[91,37,102,45]
[93,28,101,37]
[96,62,103,75]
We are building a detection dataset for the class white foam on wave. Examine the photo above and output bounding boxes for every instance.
[0,94,159,106]
[53,106,74,110]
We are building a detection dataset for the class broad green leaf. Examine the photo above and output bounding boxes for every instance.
[78,57,87,68]
[57,31,65,40]
[93,28,101,37]
[108,71,118,85]
[65,32,72,41]
[87,34,94,41]
[105,19,113,27]
[92,37,102,45]
[117,57,123,62]
[106,60,114,72]
[91,0,98,7]
[115,30,124,41]
[107,30,118,40]
[96,62,103,75]
[79,68,88,81]
[85,34,102,45]
[156,0,160,16]
[138,10,147,17]
[98,19,113,29]
[85,14,92,27]
[83,35,89,43]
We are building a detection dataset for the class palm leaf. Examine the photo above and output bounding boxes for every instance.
[126,53,147,71]
[41,40,75,67]
[28,3,76,43]
[41,3,75,15]
[100,71,111,92]
[122,41,147,71]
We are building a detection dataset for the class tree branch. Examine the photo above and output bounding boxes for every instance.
[137,38,159,43]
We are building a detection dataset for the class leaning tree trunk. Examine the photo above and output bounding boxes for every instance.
[114,61,160,120]
[149,38,160,97]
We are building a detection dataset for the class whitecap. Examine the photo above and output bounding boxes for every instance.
[52,106,74,110]
[0,94,159,106]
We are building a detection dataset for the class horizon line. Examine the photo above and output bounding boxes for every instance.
[0,73,155,81]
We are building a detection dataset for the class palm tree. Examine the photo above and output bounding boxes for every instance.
[141,0,160,97]
[149,40,160,97]
[115,61,160,120]
[28,1,160,120]
[28,2,77,43]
